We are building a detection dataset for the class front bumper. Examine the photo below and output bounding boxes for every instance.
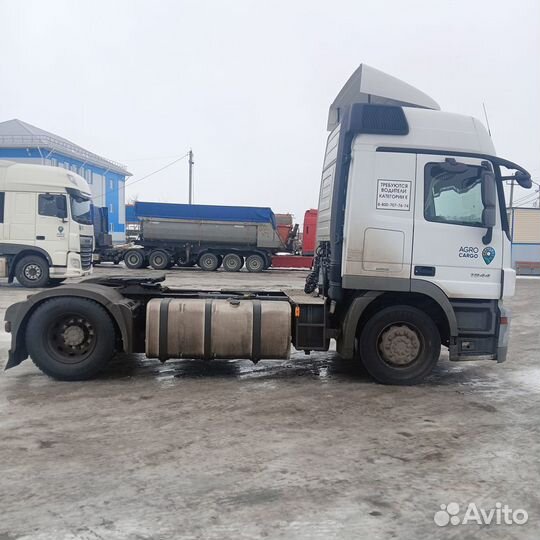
[49,253,92,279]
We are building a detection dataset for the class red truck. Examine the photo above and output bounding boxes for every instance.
[272,209,318,269]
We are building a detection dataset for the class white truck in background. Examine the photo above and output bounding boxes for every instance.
[0,161,94,287]
[4,65,533,384]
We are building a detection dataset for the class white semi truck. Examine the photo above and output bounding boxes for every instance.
[3,65,532,384]
[0,161,93,287]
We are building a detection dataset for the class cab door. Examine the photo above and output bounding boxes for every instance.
[35,193,69,267]
[412,154,502,299]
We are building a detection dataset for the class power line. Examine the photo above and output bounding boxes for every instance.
[91,152,190,204]
[125,152,190,189]
[511,190,540,207]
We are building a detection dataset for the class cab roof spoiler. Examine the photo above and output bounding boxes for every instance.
[328,64,440,131]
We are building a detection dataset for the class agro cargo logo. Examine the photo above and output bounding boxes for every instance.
[458,246,496,265]
[482,246,496,265]
[458,246,479,259]
[434,502,528,527]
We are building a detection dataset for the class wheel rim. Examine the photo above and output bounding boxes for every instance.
[248,257,263,271]
[201,255,216,269]
[152,253,166,267]
[127,253,141,266]
[47,314,97,364]
[377,323,423,367]
[24,263,42,281]
[224,255,241,270]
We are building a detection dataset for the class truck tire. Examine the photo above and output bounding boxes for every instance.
[149,250,170,270]
[245,254,265,273]
[222,253,243,272]
[124,249,145,269]
[15,255,50,288]
[358,305,441,385]
[198,252,220,271]
[26,298,116,380]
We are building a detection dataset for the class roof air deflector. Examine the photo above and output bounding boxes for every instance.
[327,64,440,131]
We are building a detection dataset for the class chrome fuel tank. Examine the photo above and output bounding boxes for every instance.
[146,298,291,361]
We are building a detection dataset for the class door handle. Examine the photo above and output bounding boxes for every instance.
[414,266,436,277]
[36,235,45,240]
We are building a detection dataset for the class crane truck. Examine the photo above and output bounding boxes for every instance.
[3,64,533,385]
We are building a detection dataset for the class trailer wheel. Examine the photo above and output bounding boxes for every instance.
[149,250,171,270]
[223,253,244,272]
[26,298,116,380]
[15,255,50,288]
[124,249,145,269]
[358,306,441,385]
[245,254,265,273]
[198,252,220,271]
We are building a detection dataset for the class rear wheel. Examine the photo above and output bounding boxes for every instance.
[123,249,145,269]
[358,305,441,385]
[198,252,220,271]
[26,298,116,380]
[148,249,170,270]
[222,253,244,272]
[245,254,265,273]
[15,255,50,288]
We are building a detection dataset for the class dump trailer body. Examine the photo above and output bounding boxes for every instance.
[122,202,285,272]
[141,217,282,250]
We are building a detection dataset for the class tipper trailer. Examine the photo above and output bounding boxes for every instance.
[121,202,286,272]
[4,64,533,384]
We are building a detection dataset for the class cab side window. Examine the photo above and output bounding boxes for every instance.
[0,192,4,223]
[424,163,485,227]
[38,194,67,219]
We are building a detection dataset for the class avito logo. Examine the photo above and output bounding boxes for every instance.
[434,502,528,527]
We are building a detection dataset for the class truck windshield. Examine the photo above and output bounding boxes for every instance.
[70,194,93,225]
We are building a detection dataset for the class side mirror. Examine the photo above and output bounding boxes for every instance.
[515,170,532,189]
[481,170,497,244]
[56,196,68,220]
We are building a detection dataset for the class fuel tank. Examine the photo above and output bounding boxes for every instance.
[146,298,291,361]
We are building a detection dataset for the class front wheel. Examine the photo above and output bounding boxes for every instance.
[26,298,117,380]
[358,306,441,385]
[15,255,50,288]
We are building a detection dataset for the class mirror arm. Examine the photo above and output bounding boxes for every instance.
[482,227,493,245]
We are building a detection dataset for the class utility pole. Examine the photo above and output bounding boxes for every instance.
[188,149,194,204]
[509,179,514,209]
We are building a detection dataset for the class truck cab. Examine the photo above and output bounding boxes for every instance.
[315,65,532,381]
[0,160,94,287]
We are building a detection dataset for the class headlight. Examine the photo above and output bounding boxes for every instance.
[71,258,81,269]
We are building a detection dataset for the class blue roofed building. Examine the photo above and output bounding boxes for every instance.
[0,119,131,243]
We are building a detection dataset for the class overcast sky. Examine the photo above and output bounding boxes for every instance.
[1,0,539,219]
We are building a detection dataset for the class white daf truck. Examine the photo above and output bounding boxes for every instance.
[3,65,532,384]
[0,161,93,287]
